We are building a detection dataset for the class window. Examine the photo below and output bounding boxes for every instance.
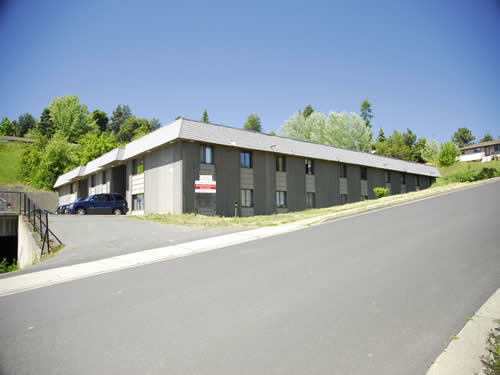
[306,192,315,209]
[240,189,254,207]
[70,182,76,194]
[415,175,420,186]
[93,194,107,202]
[276,155,286,172]
[360,167,367,180]
[385,171,391,183]
[361,195,368,201]
[305,159,314,175]
[200,144,214,164]
[90,175,95,187]
[474,148,481,153]
[340,194,348,205]
[112,194,125,201]
[401,173,406,185]
[132,194,144,211]
[276,191,287,208]
[102,170,106,182]
[240,151,253,168]
[339,164,347,178]
[133,159,144,175]
[495,145,500,152]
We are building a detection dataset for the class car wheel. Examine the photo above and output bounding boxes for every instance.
[113,208,122,215]
[76,208,86,215]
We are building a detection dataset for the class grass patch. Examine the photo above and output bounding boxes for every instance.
[434,160,500,187]
[134,177,497,228]
[0,141,25,184]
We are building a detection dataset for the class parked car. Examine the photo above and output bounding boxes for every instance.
[56,198,84,214]
[67,193,128,215]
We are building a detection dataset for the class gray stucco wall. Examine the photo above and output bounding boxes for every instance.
[144,142,183,214]
[347,164,361,203]
[182,141,200,214]
[314,160,339,208]
[254,151,276,215]
[214,145,240,216]
[367,168,385,199]
[286,156,306,212]
[406,174,416,192]
[391,171,402,195]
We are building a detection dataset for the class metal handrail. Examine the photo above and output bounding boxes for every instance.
[0,191,62,255]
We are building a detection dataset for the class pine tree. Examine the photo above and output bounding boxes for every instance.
[201,109,209,123]
[243,114,262,132]
[303,105,314,118]
[376,128,386,143]
[37,108,55,138]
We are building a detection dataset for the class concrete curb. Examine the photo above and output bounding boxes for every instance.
[0,178,497,297]
[427,288,500,375]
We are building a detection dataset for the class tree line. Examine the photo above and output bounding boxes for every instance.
[1,95,161,190]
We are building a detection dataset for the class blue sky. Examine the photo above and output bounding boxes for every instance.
[1,0,498,143]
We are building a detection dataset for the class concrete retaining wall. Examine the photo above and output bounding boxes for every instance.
[17,216,41,268]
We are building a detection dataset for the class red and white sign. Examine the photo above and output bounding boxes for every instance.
[195,175,216,193]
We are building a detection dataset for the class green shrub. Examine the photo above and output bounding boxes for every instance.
[438,141,460,166]
[480,322,500,375]
[0,258,18,273]
[373,187,389,198]
[455,167,499,183]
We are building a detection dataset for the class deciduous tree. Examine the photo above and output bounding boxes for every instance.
[438,141,459,166]
[16,113,36,137]
[452,127,475,148]
[480,134,493,143]
[48,95,93,142]
[0,117,16,136]
[77,132,119,165]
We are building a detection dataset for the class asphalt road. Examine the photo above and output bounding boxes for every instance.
[1,181,499,375]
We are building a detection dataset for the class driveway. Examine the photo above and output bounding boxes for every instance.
[10,214,246,274]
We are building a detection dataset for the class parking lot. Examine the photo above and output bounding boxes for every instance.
[7,214,246,275]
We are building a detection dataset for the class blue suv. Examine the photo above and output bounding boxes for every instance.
[68,193,129,215]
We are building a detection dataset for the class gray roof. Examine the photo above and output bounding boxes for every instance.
[54,118,440,188]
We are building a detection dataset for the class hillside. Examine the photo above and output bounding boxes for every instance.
[0,141,58,212]
[0,141,24,184]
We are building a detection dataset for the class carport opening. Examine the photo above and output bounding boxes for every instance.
[0,216,18,266]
